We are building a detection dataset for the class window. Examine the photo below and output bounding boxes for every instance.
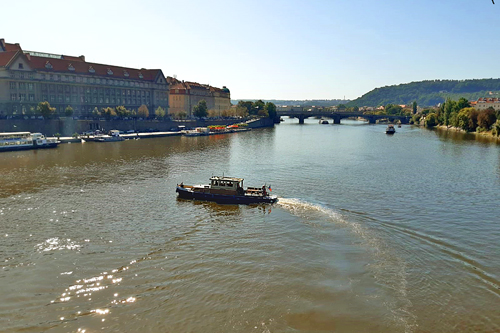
[28,73,34,79]
[107,69,113,75]
[19,82,26,90]
[45,62,53,69]
[68,64,75,71]
[124,71,129,77]
[138,73,143,79]
[88,66,95,73]
[10,82,16,89]
[28,83,34,90]
[11,93,17,101]
[18,63,24,69]
[29,94,35,101]
[19,94,26,101]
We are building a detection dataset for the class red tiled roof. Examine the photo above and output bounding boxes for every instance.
[27,55,162,82]
[5,43,22,52]
[0,51,18,67]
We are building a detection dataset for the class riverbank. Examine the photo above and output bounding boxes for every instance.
[436,125,500,141]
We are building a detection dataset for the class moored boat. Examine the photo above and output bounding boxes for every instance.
[386,124,396,134]
[95,130,125,142]
[319,119,329,124]
[176,176,278,204]
[0,132,59,152]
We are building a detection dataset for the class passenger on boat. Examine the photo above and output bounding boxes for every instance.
[262,185,267,196]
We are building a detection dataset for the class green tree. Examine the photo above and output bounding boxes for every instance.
[193,100,208,118]
[492,119,500,136]
[252,100,265,115]
[456,107,478,132]
[64,105,74,117]
[385,104,403,115]
[257,109,269,118]
[412,101,417,114]
[178,111,187,119]
[443,98,457,126]
[237,101,253,115]
[36,101,56,118]
[424,113,438,128]
[155,106,166,119]
[265,102,277,119]
[138,104,149,118]
[457,97,470,110]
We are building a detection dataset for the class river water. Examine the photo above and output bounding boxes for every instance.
[1,119,499,333]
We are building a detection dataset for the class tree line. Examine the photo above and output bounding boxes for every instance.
[411,97,500,136]
[35,101,166,120]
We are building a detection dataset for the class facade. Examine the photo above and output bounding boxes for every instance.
[168,78,230,117]
[0,39,169,117]
[474,98,500,111]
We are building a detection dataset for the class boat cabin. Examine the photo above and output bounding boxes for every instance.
[210,176,244,191]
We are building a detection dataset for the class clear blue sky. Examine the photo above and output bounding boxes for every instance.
[1,0,499,100]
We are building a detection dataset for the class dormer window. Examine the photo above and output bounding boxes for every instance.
[18,63,24,69]
[45,61,53,69]
[68,64,75,71]
[124,70,129,77]
[138,73,143,79]
[107,68,113,75]
[88,66,95,73]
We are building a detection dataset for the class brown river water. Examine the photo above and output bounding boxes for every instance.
[1,119,499,333]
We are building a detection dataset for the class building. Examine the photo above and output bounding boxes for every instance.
[168,78,230,117]
[0,39,168,117]
[474,98,500,111]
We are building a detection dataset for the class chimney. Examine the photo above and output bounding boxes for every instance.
[0,38,5,51]
[79,55,85,61]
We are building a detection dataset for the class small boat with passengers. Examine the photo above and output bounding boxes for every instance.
[176,176,278,204]
[0,132,59,152]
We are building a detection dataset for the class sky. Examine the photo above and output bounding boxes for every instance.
[1,0,499,100]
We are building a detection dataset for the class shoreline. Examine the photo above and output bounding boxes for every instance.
[435,125,500,141]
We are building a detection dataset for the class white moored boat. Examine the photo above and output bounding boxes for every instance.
[0,132,59,152]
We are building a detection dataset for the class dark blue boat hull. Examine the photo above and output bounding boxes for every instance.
[176,186,277,204]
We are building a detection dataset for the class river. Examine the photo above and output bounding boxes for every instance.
[1,119,499,333]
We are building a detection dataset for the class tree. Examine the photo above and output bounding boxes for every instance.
[237,101,253,115]
[457,97,470,110]
[252,100,265,115]
[102,107,117,120]
[65,105,74,117]
[155,106,166,119]
[424,113,438,128]
[138,104,149,118]
[178,111,187,119]
[265,102,277,119]
[385,104,403,115]
[92,107,101,117]
[477,107,496,129]
[36,101,56,118]
[115,106,129,118]
[492,119,500,136]
[443,98,457,126]
[456,107,478,132]
[353,105,359,112]
[257,109,269,118]
[412,101,417,114]
[193,100,208,118]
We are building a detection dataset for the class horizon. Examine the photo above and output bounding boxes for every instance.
[1,0,498,101]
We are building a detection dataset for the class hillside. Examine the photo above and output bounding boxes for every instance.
[348,79,500,107]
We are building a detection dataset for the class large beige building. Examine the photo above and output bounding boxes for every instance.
[473,98,500,111]
[168,78,231,117]
[0,39,168,117]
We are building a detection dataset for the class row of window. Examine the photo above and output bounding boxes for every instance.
[9,71,165,89]
[10,82,35,90]
[11,94,35,101]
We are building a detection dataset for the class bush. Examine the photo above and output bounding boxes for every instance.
[72,132,79,138]
[54,133,61,138]
[492,120,500,137]
[424,113,438,128]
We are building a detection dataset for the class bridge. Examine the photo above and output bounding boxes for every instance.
[276,110,411,124]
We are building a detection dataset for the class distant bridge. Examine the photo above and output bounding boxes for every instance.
[276,110,411,124]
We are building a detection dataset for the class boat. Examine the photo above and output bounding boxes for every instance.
[95,130,125,142]
[319,119,329,124]
[176,176,278,204]
[184,127,210,137]
[386,124,396,134]
[0,132,59,152]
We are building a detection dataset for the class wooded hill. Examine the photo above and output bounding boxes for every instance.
[348,79,500,107]
[232,99,350,107]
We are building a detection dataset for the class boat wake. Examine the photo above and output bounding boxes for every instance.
[277,198,417,333]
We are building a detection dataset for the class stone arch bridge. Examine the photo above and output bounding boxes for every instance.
[276,110,411,124]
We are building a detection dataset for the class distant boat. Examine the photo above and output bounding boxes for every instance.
[319,119,329,124]
[386,124,396,134]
